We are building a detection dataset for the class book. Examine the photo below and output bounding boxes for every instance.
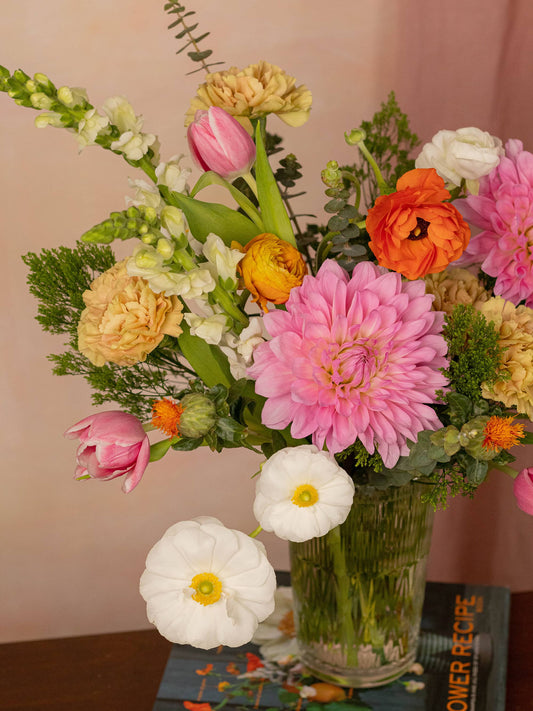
[152,581,510,711]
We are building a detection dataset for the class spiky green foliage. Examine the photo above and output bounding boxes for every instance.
[22,242,193,419]
[81,205,163,245]
[345,91,419,207]
[164,1,224,74]
[443,304,504,401]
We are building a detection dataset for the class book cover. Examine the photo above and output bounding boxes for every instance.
[152,581,510,711]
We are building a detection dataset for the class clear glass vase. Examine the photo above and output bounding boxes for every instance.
[289,483,434,688]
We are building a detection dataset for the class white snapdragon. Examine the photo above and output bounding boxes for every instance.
[415,127,504,194]
[155,155,191,193]
[254,445,355,542]
[126,178,162,210]
[140,517,276,649]
[111,130,156,161]
[76,109,110,150]
[220,317,267,380]
[34,111,64,128]
[57,86,89,108]
[161,206,187,238]
[184,313,230,345]
[153,268,216,298]
[102,96,143,134]
[202,233,244,285]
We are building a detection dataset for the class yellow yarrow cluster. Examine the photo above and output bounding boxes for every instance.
[424,267,490,314]
[476,297,533,419]
[78,260,183,366]
[185,61,312,133]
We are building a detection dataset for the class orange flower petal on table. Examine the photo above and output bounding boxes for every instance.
[366,168,470,280]
[245,652,264,672]
[195,663,214,676]
[183,703,213,711]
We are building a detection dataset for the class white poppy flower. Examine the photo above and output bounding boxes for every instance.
[140,517,276,649]
[253,445,355,542]
[251,586,300,663]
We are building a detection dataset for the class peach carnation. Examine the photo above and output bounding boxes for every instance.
[78,260,183,366]
[424,267,490,314]
[185,62,312,133]
[476,297,533,419]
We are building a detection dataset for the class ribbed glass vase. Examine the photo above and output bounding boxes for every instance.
[289,483,434,688]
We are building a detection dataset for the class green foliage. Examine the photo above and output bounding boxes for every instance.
[22,242,116,338]
[443,304,504,400]
[421,465,477,510]
[164,1,224,74]
[344,91,419,207]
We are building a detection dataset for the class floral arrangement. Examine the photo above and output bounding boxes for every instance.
[2,1,532,656]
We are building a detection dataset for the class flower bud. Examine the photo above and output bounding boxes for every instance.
[34,111,63,128]
[157,237,174,260]
[161,205,187,238]
[30,92,53,110]
[187,106,256,180]
[461,416,498,461]
[321,160,343,189]
[344,127,366,146]
[179,393,217,438]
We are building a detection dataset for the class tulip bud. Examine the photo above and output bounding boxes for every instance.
[187,106,256,181]
[179,393,217,439]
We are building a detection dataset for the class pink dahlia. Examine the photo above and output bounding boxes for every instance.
[248,260,448,468]
[456,139,533,307]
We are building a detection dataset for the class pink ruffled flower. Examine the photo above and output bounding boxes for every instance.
[248,261,448,468]
[513,467,533,515]
[456,139,533,307]
[64,411,150,493]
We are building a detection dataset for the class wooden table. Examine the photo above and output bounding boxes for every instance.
[1,592,531,710]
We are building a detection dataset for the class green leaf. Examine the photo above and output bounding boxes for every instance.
[190,171,264,230]
[177,322,234,388]
[163,189,259,246]
[465,457,489,486]
[149,438,174,462]
[254,122,297,246]
[171,436,204,451]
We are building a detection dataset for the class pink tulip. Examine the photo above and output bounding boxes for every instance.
[513,467,533,515]
[64,411,150,493]
[187,106,256,180]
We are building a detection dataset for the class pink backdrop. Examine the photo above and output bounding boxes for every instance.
[1,0,532,642]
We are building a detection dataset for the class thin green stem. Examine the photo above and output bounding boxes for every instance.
[327,525,358,666]
[248,525,263,539]
[241,171,259,200]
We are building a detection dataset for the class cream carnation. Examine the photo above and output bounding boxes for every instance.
[185,61,312,133]
[78,260,183,366]
[424,267,490,314]
[476,297,533,419]
[140,517,276,649]
[253,445,355,542]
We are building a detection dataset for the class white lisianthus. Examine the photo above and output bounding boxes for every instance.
[140,517,276,649]
[202,233,244,285]
[126,178,162,210]
[221,317,267,379]
[415,127,503,194]
[184,312,230,345]
[75,109,109,150]
[251,586,300,663]
[102,96,143,134]
[111,130,156,161]
[156,155,191,193]
[254,445,355,542]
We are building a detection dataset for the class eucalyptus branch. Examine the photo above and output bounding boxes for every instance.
[163,1,224,75]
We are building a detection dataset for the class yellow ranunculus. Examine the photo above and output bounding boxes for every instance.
[78,260,183,366]
[185,62,312,134]
[236,233,307,311]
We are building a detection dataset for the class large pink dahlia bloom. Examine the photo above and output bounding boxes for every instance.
[456,139,533,307]
[248,261,448,468]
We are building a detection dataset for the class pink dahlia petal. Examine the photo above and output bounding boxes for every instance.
[248,262,447,467]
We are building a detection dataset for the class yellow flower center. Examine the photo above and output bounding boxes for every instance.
[190,572,223,606]
[291,484,319,508]
[482,416,525,451]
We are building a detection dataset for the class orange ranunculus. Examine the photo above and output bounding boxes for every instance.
[236,233,307,311]
[365,168,470,280]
